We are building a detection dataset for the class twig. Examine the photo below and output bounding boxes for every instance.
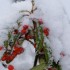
[19,0,37,14]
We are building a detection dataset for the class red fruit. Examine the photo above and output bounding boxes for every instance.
[6,55,10,60]
[43,28,49,36]
[0,46,3,50]
[8,65,14,70]
[7,51,17,61]
[7,56,13,61]
[1,52,14,61]
[1,56,6,61]
[3,54,11,61]
[21,29,27,34]
[17,47,24,54]
[12,51,17,56]
[23,25,29,30]
[1,53,8,61]
[9,55,15,61]
[38,19,43,25]
[14,47,24,54]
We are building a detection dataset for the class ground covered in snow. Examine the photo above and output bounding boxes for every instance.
[0,0,70,70]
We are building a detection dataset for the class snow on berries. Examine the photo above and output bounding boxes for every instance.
[0,0,62,70]
[1,17,60,70]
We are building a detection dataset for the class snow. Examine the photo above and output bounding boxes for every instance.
[0,0,70,70]
[12,1,32,12]
[36,0,70,70]
[10,40,35,70]
[0,0,33,70]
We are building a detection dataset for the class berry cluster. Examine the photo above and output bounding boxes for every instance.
[0,18,61,70]
[1,45,24,63]
[0,18,50,69]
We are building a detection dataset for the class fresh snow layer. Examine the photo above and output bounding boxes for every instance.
[0,0,70,70]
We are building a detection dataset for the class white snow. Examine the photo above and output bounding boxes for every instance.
[0,0,70,70]
[36,0,70,70]
[10,40,35,70]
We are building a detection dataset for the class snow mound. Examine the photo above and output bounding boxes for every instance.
[0,0,70,70]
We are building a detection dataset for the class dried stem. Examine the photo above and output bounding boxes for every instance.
[19,0,37,14]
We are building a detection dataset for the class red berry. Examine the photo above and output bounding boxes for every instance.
[23,25,29,30]
[38,19,43,25]
[9,55,15,61]
[21,29,27,34]
[0,46,3,50]
[3,54,11,61]
[43,28,49,36]
[1,53,8,61]
[14,47,24,54]
[12,51,17,56]
[8,65,14,70]
[17,47,24,54]
[7,56,12,61]
[1,56,6,61]
[7,56,13,62]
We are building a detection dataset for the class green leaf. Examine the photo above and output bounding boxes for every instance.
[13,34,20,43]
[31,63,46,70]
[39,57,46,65]
[4,40,8,48]
[8,32,11,39]
[52,61,61,70]
[9,40,14,46]
[43,44,49,64]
